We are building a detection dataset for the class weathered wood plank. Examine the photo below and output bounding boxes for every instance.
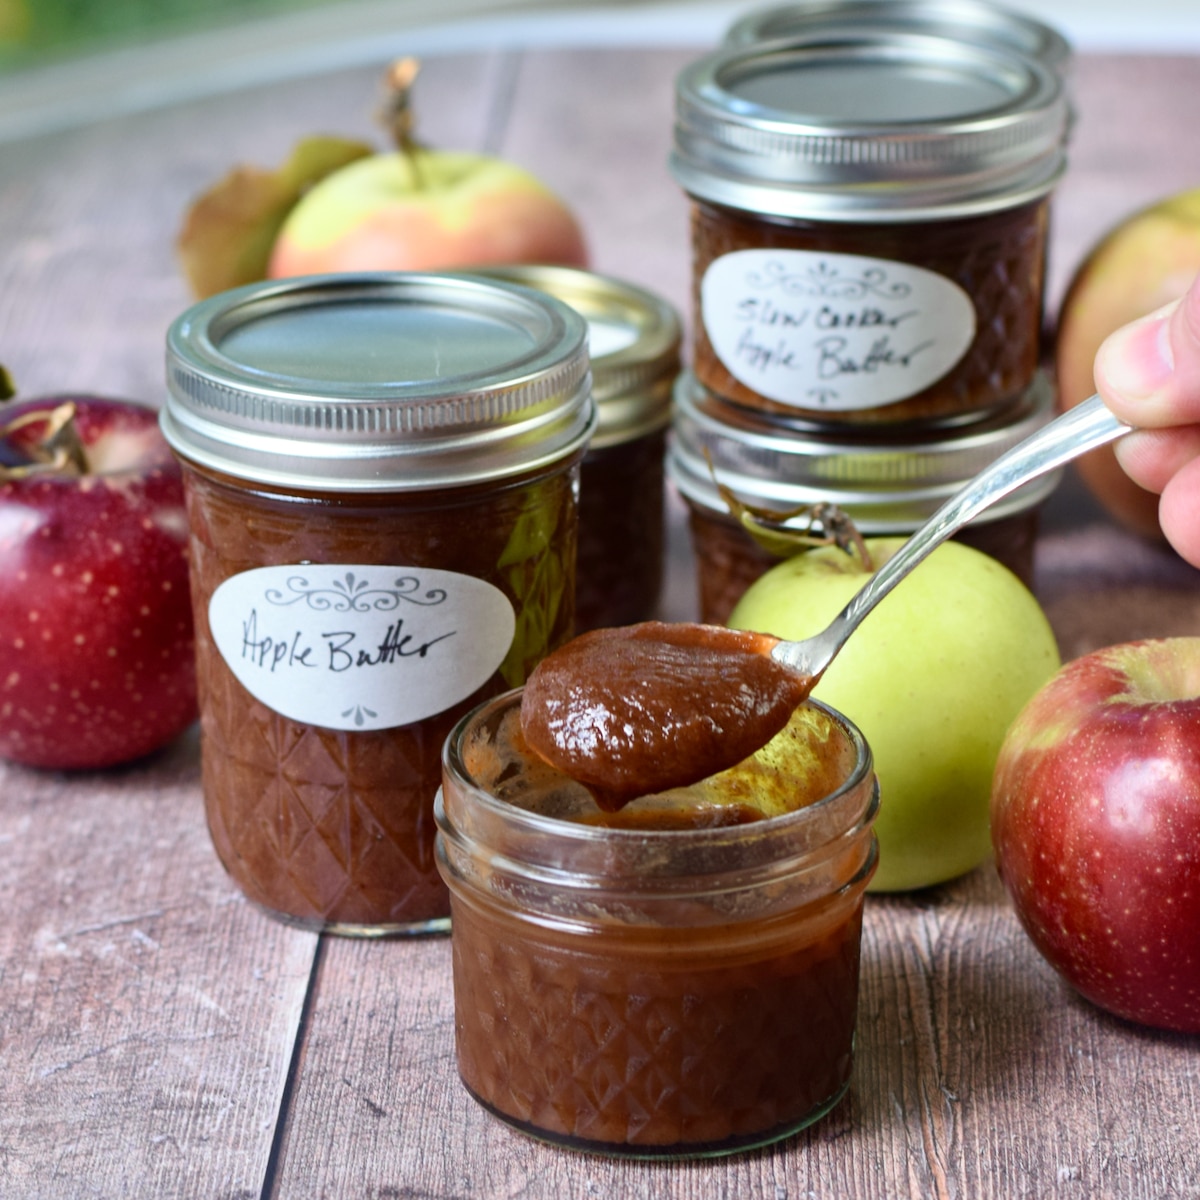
[0,733,317,1199]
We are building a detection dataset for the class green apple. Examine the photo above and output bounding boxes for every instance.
[267,148,588,278]
[729,537,1060,891]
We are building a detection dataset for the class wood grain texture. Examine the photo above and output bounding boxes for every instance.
[2,40,1200,1200]
[0,732,318,1199]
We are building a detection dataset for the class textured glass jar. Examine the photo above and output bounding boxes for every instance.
[161,274,594,936]
[474,266,681,631]
[669,370,1058,624]
[436,689,879,1158]
[670,32,1068,429]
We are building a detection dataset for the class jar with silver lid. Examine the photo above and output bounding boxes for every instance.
[161,272,594,936]
[723,0,1072,83]
[670,30,1069,429]
[472,265,682,631]
[669,369,1059,624]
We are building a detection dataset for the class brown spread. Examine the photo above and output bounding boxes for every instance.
[519,620,813,808]
[185,463,577,931]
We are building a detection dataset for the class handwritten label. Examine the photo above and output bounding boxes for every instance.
[701,249,976,411]
[208,565,515,731]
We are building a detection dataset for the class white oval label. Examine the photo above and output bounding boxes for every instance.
[701,249,977,411]
[208,565,515,731]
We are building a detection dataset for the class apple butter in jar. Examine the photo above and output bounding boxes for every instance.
[474,266,682,631]
[162,273,594,935]
[670,31,1068,429]
[436,688,879,1157]
[669,370,1058,624]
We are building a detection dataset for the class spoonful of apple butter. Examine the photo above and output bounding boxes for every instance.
[522,395,1132,809]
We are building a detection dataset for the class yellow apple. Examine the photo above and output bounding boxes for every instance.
[1055,187,1200,540]
[729,537,1060,892]
[267,148,588,277]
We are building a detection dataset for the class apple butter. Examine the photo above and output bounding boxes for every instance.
[520,621,813,808]
[162,273,594,934]
[670,32,1068,428]
[436,690,879,1156]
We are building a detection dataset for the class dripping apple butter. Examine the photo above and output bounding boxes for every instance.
[162,273,594,935]
[437,690,878,1156]
[670,31,1068,428]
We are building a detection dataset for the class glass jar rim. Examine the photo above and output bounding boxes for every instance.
[437,687,876,869]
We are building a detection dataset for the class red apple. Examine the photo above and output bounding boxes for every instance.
[990,639,1200,1033]
[266,146,587,278]
[0,396,197,769]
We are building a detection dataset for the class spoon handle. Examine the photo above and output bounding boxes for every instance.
[774,394,1132,678]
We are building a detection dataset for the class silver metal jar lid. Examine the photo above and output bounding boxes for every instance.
[670,30,1068,221]
[668,369,1060,532]
[470,265,682,449]
[162,272,594,492]
[723,0,1072,79]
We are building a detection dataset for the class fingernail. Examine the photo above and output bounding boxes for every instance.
[1096,308,1175,401]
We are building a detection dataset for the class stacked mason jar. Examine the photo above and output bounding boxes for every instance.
[667,0,1074,622]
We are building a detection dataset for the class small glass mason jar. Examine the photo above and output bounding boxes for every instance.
[670,31,1069,429]
[669,370,1058,624]
[161,273,594,936]
[436,688,879,1158]
[474,266,682,631]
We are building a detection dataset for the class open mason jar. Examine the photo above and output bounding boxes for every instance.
[436,688,879,1158]
[161,273,593,936]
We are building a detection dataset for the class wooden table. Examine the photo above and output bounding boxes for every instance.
[3,38,1200,1200]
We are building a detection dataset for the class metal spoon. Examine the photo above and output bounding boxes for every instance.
[770,393,1132,683]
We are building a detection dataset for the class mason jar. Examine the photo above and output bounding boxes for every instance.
[670,31,1068,429]
[436,688,879,1158]
[669,369,1059,624]
[161,273,594,935]
[474,265,681,631]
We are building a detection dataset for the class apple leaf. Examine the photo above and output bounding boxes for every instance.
[0,364,14,402]
[176,134,375,299]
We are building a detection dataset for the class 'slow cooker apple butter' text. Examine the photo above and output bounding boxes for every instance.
[670,34,1067,428]
[520,620,814,808]
[437,692,880,1155]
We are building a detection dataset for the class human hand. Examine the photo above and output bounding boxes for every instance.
[1094,271,1200,565]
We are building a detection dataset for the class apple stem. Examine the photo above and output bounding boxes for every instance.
[0,401,90,480]
[816,503,875,572]
[705,448,875,569]
[381,56,425,190]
